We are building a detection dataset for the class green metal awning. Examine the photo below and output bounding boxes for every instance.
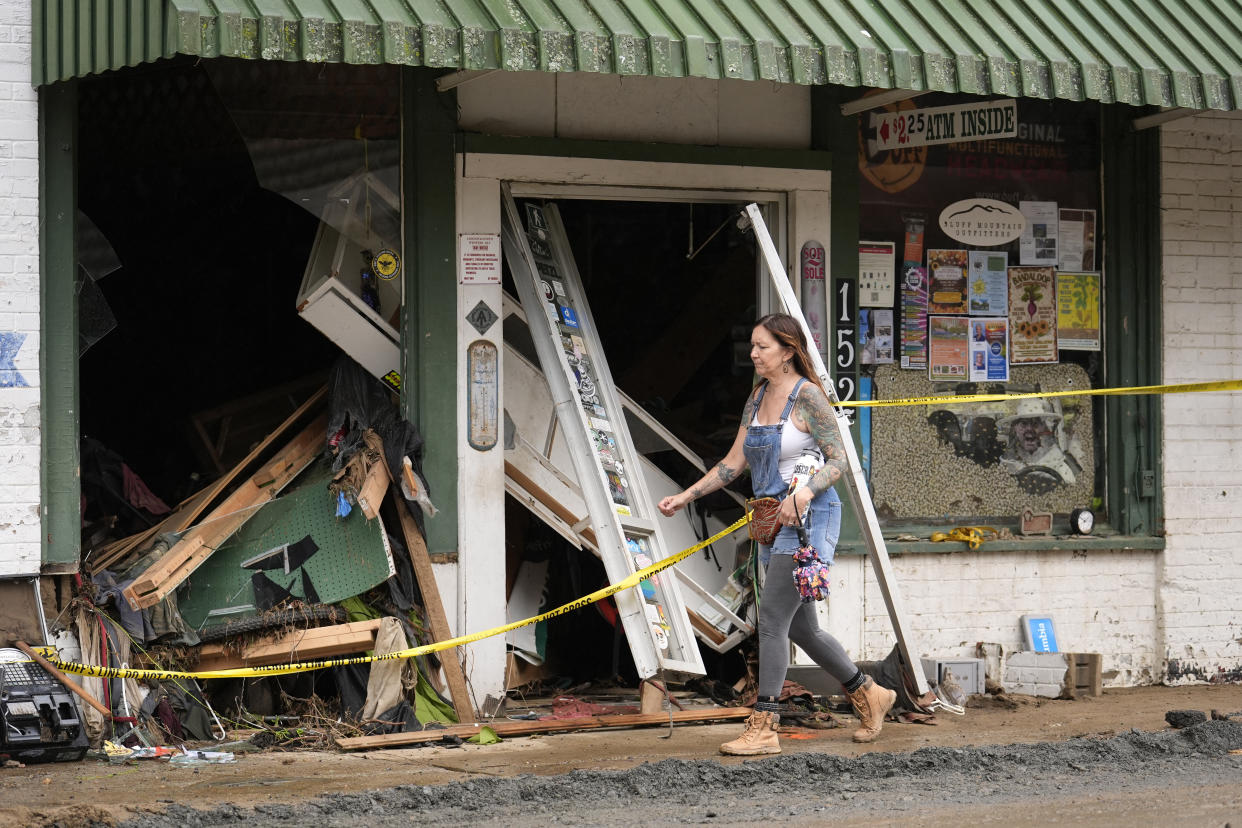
[32,0,1242,110]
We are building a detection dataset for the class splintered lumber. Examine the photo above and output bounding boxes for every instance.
[686,608,727,646]
[89,386,328,575]
[392,491,475,723]
[357,455,390,520]
[335,706,753,750]
[122,413,328,610]
[176,385,328,533]
[195,619,383,672]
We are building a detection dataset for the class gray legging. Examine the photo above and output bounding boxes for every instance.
[758,554,858,697]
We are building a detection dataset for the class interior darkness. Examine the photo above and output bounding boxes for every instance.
[77,59,397,512]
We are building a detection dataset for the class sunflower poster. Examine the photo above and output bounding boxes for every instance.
[1055,271,1101,351]
[1007,266,1058,364]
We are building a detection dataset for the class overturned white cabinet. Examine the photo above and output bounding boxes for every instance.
[296,173,403,389]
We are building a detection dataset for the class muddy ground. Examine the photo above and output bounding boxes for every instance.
[5,684,1242,827]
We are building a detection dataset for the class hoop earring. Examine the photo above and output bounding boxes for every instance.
[782,360,790,374]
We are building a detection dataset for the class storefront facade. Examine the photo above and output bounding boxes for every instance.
[7,0,1242,705]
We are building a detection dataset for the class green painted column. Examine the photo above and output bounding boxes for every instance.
[39,80,80,570]
[401,70,459,560]
[1101,104,1163,536]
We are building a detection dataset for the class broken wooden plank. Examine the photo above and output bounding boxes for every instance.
[357,456,390,520]
[195,619,383,672]
[335,706,753,750]
[686,608,728,646]
[175,385,329,533]
[89,386,328,575]
[122,413,328,610]
[391,490,475,724]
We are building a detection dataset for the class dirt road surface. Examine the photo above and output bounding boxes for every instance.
[5,684,1242,827]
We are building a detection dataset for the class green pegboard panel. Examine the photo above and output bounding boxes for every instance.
[177,468,396,631]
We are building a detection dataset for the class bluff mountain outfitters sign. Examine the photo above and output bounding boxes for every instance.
[938,198,1026,246]
[869,99,1019,153]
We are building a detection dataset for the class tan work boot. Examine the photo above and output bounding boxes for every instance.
[847,676,896,743]
[719,709,781,755]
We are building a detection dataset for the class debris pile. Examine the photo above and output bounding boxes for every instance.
[47,356,470,760]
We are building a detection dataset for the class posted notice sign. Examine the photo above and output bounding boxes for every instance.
[869,99,1018,153]
[460,234,501,284]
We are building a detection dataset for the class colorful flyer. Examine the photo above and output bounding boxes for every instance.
[1008,266,1058,364]
[927,248,970,314]
[1058,209,1097,271]
[1019,201,1058,266]
[858,241,896,307]
[1056,271,1102,351]
[968,317,1010,382]
[899,265,928,370]
[860,309,894,365]
[928,316,969,381]
[898,213,928,370]
[873,309,894,363]
[968,250,1008,315]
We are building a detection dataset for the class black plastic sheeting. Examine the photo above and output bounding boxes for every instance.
[327,356,427,533]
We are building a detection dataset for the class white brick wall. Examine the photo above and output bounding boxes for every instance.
[859,549,1160,688]
[1159,111,1242,683]
[0,0,41,576]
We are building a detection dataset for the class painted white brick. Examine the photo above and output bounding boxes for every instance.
[854,548,1159,687]
[1160,111,1242,684]
[0,0,42,577]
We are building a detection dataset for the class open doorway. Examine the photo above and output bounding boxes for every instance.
[501,196,763,690]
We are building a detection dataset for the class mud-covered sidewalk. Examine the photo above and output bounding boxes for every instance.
[6,684,1242,827]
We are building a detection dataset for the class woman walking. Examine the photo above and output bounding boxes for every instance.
[658,313,895,755]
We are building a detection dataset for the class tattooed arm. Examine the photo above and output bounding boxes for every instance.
[657,391,756,517]
[779,383,849,522]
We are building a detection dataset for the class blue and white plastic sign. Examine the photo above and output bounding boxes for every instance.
[1023,614,1059,653]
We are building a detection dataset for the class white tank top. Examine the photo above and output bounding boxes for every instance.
[777,419,817,481]
[751,391,818,483]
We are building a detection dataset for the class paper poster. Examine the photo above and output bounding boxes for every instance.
[968,317,1010,382]
[928,316,969,381]
[927,248,969,314]
[860,309,894,365]
[899,214,927,370]
[1019,201,1058,266]
[900,266,928,370]
[1056,271,1101,351]
[858,241,896,307]
[968,250,1008,315]
[1008,266,1058,364]
[1058,208,1097,271]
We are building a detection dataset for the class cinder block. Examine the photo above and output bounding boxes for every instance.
[1002,651,1102,699]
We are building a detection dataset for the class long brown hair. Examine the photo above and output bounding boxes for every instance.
[754,313,829,399]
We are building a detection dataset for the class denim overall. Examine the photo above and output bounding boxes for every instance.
[743,379,843,568]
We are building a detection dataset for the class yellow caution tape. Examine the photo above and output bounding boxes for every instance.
[838,379,1242,409]
[929,526,998,550]
[48,515,752,682]
[48,380,1238,681]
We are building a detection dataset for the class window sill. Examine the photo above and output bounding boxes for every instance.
[836,533,1165,556]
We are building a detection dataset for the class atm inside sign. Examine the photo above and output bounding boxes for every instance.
[869,99,1018,152]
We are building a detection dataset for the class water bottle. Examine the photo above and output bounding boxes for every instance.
[789,449,824,529]
[789,448,824,493]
